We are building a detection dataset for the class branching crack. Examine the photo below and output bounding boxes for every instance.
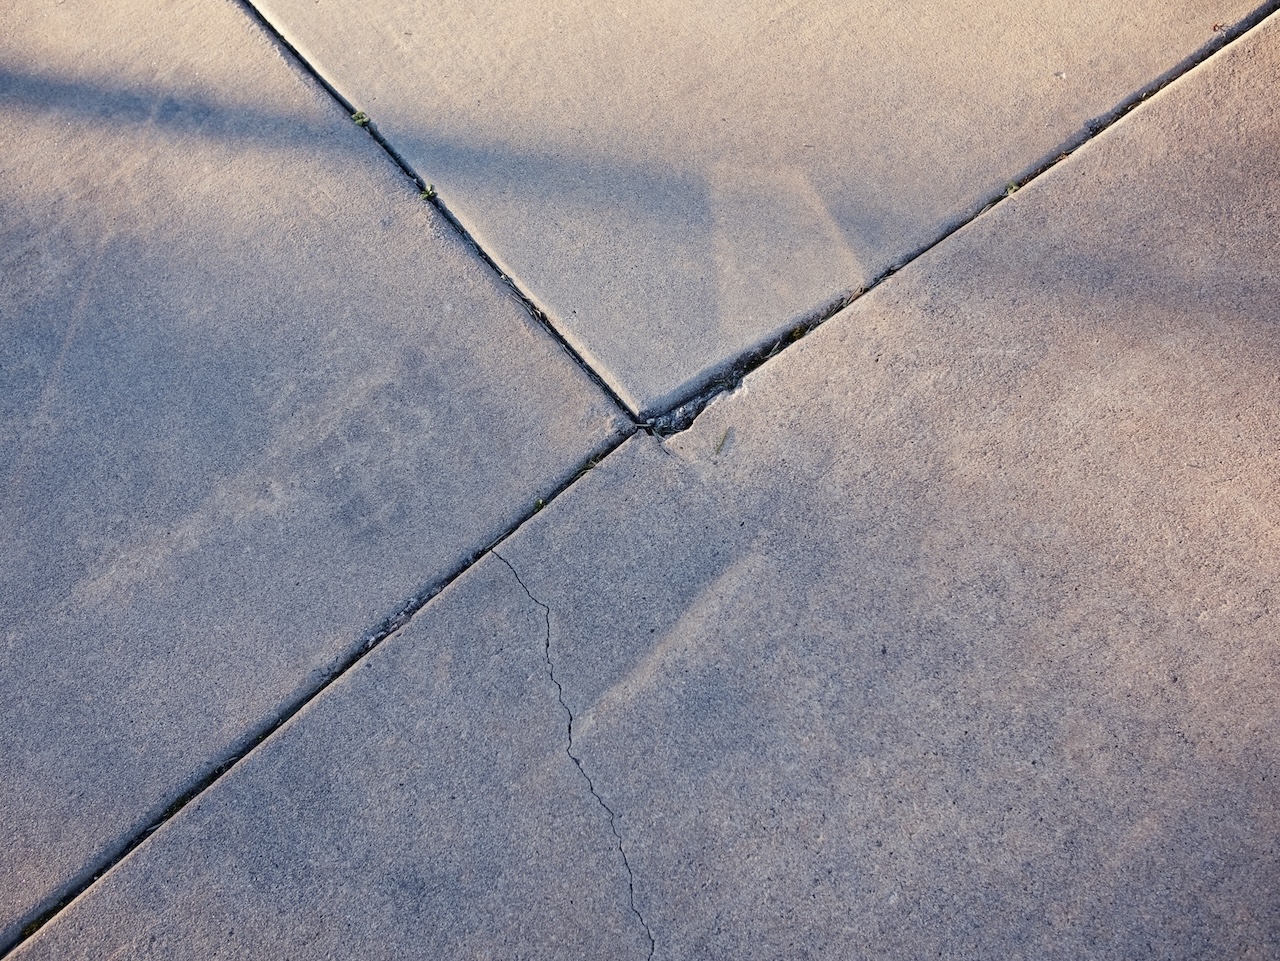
[492,551,656,960]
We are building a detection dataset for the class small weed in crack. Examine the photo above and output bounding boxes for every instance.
[712,426,732,456]
[492,551,655,959]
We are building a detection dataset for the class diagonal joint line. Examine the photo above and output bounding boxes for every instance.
[0,429,633,959]
[234,0,1280,442]
[637,0,1280,438]
[229,0,639,425]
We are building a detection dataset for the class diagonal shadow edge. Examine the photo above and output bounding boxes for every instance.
[239,0,1280,431]
[644,0,1280,432]
[4,0,1278,954]
[227,0,642,426]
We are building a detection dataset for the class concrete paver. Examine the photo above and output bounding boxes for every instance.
[15,11,1279,959]
[0,0,623,948]
[253,0,1262,415]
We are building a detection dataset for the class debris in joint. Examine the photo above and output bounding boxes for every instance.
[643,289,859,437]
[645,384,728,436]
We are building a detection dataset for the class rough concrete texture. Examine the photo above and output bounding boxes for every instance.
[0,0,622,948]
[495,23,1280,958]
[13,557,652,960]
[253,0,1264,414]
[16,12,1279,960]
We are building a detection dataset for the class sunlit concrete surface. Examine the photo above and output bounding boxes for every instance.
[0,0,623,948]
[10,8,1278,959]
[254,0,1262,414]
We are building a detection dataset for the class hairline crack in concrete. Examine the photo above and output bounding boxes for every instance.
[492,550,656,960]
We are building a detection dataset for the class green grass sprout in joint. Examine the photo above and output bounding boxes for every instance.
[714,426,731,455]
[351,111,370,126]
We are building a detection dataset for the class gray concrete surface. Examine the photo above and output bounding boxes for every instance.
[254,0,1261,415]
[0,0,622,948]
[15,11,1278,960]
[10,558,651,959]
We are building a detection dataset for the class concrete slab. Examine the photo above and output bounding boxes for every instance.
[492,24,1280,958]
[252,0,1265,415]
[17,12,1279,960]
[0,0,623,948]
[12,558,653,958]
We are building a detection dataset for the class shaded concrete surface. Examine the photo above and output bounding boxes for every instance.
[15,10,1279,961]
[252,0,1264,414]
[0,0,623,948]
[12,559,652,959]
